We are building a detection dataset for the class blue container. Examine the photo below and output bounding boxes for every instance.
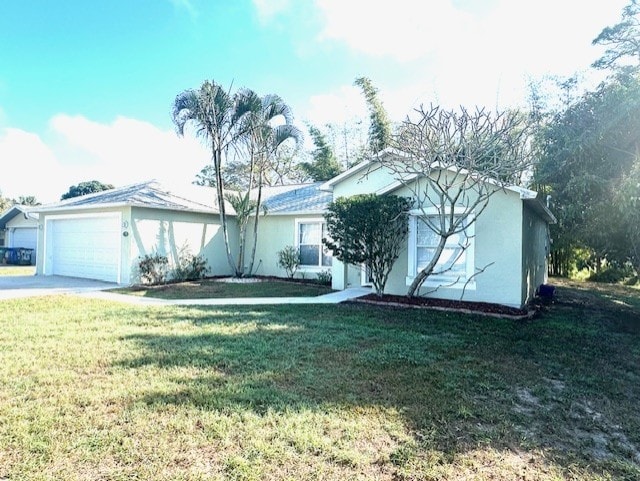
[538,284,555,299]
[6,248,34,265]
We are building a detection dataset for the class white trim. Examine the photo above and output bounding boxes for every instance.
[294,217,332,270]
[360,264,373,287]
[43,212,123,283]
[319,160,373,191]
[375,173,420,195]
[406,213,476,291]
[36,202,218,216]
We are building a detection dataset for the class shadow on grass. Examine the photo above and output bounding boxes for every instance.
[117,286,640,479]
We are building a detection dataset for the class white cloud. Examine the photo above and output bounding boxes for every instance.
[49,115,211,193]
[311,0,629,112]
[306,85,368,126]
[0,128,61,201]
[252,0,291,23]
[315,0,474,62]
[0,115,211,203]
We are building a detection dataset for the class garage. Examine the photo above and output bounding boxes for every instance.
[10,227,38,251]
[46,214,121,283]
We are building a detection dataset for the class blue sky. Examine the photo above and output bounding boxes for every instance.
[0,0,629,201]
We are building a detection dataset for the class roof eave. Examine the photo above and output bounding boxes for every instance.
[319,160,374,191]
[34,202,225,216]
[252,209,328,216]
[523,197,557,224]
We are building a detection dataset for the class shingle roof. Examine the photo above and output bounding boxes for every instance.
[261,182,331,214]
[35,181,227,214]
[34,180,331,216]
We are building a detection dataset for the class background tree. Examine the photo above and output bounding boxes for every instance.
[354,76,392,154]
[616,159,640,275]
[61,180,114,200]
[17,196,40,206]
[534,72,640,276]
[0,190,13,213]
[300,124,343,181]
[193,162,249,190]
[324,119,367,169]
[194,142,305,189]
[592,0,640,71]
[387,105,534,297]
[324,194,411,297]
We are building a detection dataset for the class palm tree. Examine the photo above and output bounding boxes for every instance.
[172,80,256,275]
[172,81,302,277]
[236,91,303,275]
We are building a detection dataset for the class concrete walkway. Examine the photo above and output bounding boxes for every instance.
[0,274,372,305]
[81,286,373,306]
[0,275,117,300]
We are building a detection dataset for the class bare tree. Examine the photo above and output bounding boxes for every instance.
[382,105,534,297]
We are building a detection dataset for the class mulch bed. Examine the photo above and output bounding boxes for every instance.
[352,293,536,319]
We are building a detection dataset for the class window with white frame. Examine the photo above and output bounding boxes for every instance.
[408,213,475,287]
[296,220,332,268]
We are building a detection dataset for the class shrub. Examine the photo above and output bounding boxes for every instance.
[316,269,332,286]
[587,264,635,284]
[277,245,300,279]
[172,251,209,281]
[138,254,169,285]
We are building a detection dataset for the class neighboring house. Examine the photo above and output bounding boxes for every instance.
[0,205,39,264]
[33,154,555,308]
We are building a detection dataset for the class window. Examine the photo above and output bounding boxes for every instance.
[408,213,475,288]
[297,220,332,268]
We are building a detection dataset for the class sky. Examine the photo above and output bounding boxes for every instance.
[0,0,630,202]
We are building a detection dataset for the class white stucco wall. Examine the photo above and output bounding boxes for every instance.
[130,207,238,282]
[6,214,38,229]
[247,213,331,281]
[327,164,531,307]
[521,205,550,305]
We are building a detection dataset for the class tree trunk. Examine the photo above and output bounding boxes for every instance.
[213,148,239,276]
[247,169,264,276]
[407,235,448,297]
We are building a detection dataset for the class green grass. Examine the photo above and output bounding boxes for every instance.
[0,265,36,276]
[111,278,334,299]
[0,279,639,480]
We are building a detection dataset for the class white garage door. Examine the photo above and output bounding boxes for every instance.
[11,227,37,250]
[48,215,121,283]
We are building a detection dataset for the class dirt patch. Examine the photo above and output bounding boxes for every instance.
[352,293,533,319]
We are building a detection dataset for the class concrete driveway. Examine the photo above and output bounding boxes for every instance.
[0,275,117,300]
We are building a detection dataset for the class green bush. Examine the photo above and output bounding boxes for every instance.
[172,251,209,281]
[316,269,332,286]
[588,264,635,284]
[138,254,169,285]
[277,246,300,279]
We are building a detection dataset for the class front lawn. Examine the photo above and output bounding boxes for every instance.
[0,265,36,276]
[0,281,638,480]
[112,277,334,299]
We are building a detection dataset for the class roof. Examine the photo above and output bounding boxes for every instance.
[33,180,331,217]
[261,182,331,214]
[34,181,228,215]
[0,205,39,230]
[320,150,556,224]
